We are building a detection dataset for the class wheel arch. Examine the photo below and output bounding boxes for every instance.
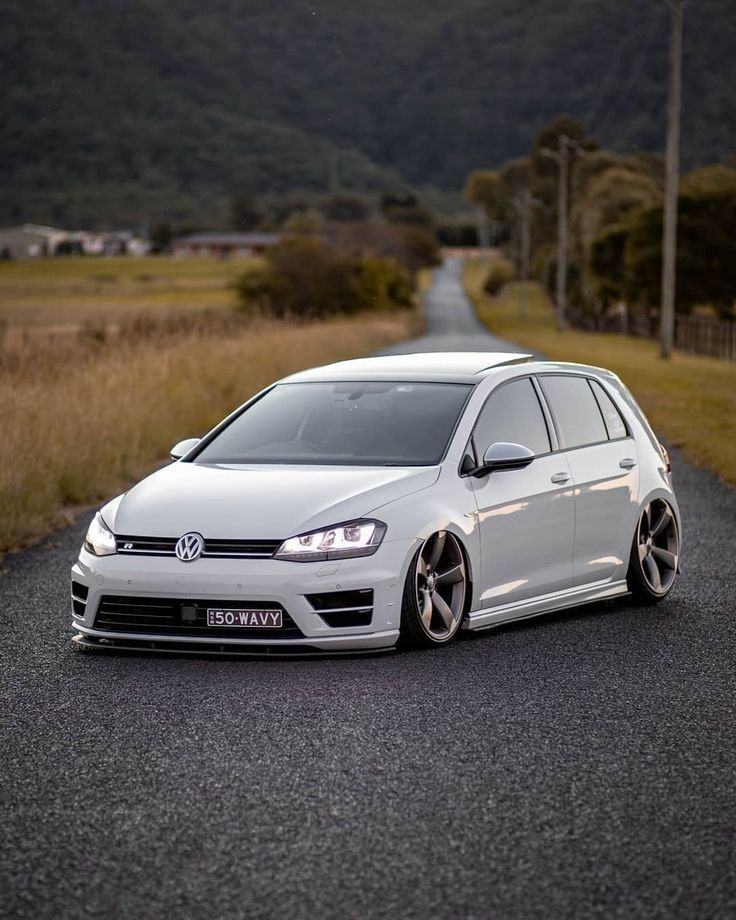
[637,486,683,549]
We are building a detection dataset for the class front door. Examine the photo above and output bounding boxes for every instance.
[468,377,575,607]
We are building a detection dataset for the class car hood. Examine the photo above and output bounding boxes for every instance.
[106,462,440,539]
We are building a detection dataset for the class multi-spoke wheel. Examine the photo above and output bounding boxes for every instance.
[627,498,680,604]
[400,531,467,647]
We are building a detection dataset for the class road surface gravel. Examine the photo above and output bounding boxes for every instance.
[1,260,735,919]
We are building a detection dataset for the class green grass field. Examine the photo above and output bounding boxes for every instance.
[0,256,259,331]
[464,258,736,488]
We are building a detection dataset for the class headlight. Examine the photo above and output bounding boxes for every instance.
[275,519,386,562]
[84,513,117,556]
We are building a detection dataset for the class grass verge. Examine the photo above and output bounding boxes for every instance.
[464,258,736,487]
[0,313,413,553]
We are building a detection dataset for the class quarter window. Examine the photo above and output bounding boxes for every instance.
[471,378,551,457]
[539,375,607,449]
[589,380,628,440]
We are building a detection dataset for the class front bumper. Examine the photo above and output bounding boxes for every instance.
[70,537,415,654]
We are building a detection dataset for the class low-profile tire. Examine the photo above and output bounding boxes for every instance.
[626,498,680,605]
[400,531,468,648]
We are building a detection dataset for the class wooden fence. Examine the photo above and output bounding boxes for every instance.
[673,315,736,361]
[568,308,736,362]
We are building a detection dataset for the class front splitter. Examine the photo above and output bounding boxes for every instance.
[72,633,397,659]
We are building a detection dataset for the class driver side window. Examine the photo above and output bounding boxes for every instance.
[472,377,551,458]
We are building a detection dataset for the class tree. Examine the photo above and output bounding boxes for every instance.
[282,209,324,236]
[497,158,535,273]
[498,158,534,203]
[531,114,597,180]
[680,163,736,196]
[149,221,172,254]
[591,187,736,318]
[463,171,501,218]
[570,161,662,309]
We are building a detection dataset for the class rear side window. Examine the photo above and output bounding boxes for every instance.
[539,375,607,449]
[589,380,628,440]
[472,377,551,456]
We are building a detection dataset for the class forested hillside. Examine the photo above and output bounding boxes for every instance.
[2,0,735,227]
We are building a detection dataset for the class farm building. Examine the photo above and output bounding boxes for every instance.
[0,224,149,258]
[172,232,280,258]
[0,224,69,258]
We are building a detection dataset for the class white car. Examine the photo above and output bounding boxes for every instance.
[71,352,681,655]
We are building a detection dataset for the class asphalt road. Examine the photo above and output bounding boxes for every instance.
[2,260,735,919]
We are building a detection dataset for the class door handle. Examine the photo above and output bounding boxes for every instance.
[619,458,637,470]
[551,472,570,484]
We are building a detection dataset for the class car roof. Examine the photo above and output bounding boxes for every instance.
[280,352,534,384]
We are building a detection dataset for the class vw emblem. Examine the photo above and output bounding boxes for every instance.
[175,532,205,562]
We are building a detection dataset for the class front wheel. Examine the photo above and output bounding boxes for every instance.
[400,531,467,648]
[627,499,680,604]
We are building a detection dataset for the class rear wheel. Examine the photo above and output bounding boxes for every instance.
[400,531,467,648]
[627,499,679,604]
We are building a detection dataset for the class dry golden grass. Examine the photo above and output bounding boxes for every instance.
[464,258,736,487]
[0,313,412,552]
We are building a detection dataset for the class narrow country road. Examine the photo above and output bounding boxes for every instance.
[1,259,735,919]
[382,257,518,353]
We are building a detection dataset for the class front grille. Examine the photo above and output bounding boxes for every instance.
[305,589,373,628]
[93,596,303,638]
[115,536,281,559]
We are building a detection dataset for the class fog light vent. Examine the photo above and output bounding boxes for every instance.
[305,589,373,628]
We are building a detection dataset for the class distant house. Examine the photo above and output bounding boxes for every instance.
[0,224,149,258]
[172,232,280,259]
[0,224,69,259]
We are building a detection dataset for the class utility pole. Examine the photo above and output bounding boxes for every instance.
[475,206,490,250]
[542,135,583,331]
[511,189,538,319]
[513,190,532,282]
[555,135,569,331]
[660,0,684,358]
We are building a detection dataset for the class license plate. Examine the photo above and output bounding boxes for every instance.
[206,608,283,628]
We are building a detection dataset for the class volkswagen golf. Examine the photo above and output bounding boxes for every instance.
[71,352,680,654]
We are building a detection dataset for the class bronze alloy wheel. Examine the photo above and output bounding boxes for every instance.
[401,531,467,646]
[628,499,680,603]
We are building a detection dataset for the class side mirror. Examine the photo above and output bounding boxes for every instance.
[472,442,535,477]
[170,437,201,460]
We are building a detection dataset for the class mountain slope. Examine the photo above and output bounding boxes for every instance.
[2,0,735,226]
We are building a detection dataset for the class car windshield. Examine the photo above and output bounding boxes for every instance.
[194,381,473,466]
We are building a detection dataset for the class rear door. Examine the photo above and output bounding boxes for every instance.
[469,377,576,607]
[538,374,639,587]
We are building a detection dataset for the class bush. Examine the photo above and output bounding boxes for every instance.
[235,236,412,318]
[483,256,515,296]
[329,220,440,273]
[353,254,413,312]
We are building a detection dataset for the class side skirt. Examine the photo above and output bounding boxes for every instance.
[462,580,630,632]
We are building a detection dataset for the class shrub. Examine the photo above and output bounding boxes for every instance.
[329,220,440,273]
[483,256,515,296]
[353,254,413,312]
[235,236,412,318]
